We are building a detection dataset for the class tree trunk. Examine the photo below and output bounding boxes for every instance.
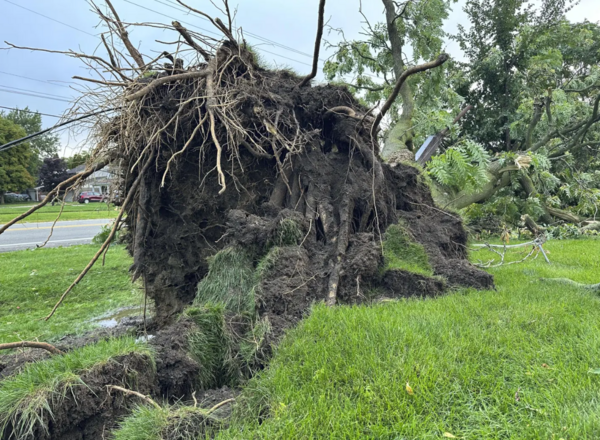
[0,192,4,205]
[381,0,415,159]
[450,163,509,209]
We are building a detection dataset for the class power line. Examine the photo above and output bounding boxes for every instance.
[124,0,317,69]
[0,106,62,118]
[0,108,117,153]
[2,0,98,38]
[154,0,318,60]
[0,70,74,89]
[0,84,72,100]
[0,88,72,103]
[132,0,378,78]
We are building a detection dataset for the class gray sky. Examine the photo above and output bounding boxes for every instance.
[0,0,598,155]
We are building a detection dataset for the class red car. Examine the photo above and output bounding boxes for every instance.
[78,191,106,204]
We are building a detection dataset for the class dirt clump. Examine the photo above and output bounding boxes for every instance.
[1,352,155,440]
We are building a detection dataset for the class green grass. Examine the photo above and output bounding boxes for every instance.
[219,238,600,439]
[0,337,153,440]
[0,202,118,224]
[0,244,141,343]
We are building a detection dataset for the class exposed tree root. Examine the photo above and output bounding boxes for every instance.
[0,341,64,355]
[107,385,161,410]
[540,278,600,291]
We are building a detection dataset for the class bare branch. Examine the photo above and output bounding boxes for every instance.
[125,69,211,101]
[176,0,237,44]
[101,33,118,69]
[104,0,146,70]
[298,0,326,88]
[44,154,154,321]
[172,21,211,62]
[107,385,161,409]
[370,54,449,141]
[72,76,126,86]
[0,161,109,236]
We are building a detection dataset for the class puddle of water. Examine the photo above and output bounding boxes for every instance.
[91,305,146,329]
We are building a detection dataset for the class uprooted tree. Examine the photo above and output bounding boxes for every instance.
[0,1,500,438]
[1,1,493,340]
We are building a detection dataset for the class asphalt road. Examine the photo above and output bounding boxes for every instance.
[0,219,113,252]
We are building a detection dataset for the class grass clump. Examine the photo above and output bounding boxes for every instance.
[0,244,141,343]
[185,305,231,389]
[194,247,255,315]
[382,222,432,275]
[112,403,221,440]
[186,246,274,389]
[270,218,302,247]
[218,239,600,439]
[0,337,153,440]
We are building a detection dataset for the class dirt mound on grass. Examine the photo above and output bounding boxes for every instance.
[0,352,154,440]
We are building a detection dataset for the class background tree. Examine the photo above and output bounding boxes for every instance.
[0,115,35,204]
[432,0,600,228]
[2,108,60,176]
[38,156,70,192]
[66,151,91,169]
[324,0,460,159]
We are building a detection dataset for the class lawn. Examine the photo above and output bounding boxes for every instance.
[0,244,141,344]
[219,238,600,439]
[0,202,119,224]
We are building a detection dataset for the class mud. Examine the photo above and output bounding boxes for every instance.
[1,353,155,440]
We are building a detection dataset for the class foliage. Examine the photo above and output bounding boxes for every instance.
[0,337,153,440]
[37,156,70,192]
[0,116,35,203]
[383,223,432,275]
[92,221,121,245]
[2,108,59,158]
[546,223,600,240]
[324,0,461,154]
[219,239,600,439]
[0,244,141,344]
[427,139,491,194]
[65,151,91,169]
[2,108,60,176]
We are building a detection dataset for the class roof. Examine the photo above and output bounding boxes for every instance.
[67,164,87,174]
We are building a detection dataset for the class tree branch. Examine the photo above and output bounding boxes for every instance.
[172,21,211,62]
[104,0,146,70]
[298,0,326,88]
[0,161,108,236]
[370,54,449,141]
[125,70,211,101]
[44,153,153,321]
[525,98,544,150]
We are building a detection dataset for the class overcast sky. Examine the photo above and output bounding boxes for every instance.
[0,0,598,156]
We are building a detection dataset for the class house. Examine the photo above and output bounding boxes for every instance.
[63,164,117,201]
